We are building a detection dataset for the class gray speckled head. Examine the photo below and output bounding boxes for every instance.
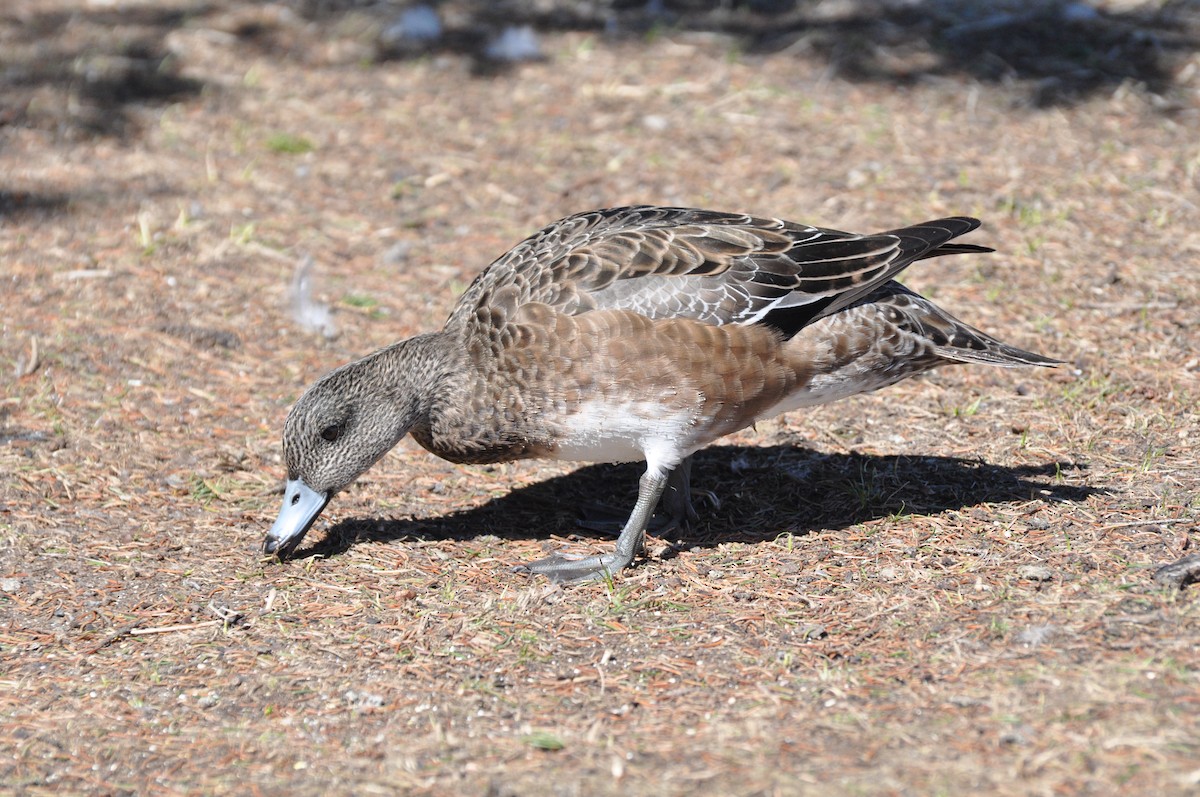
[282,362,406,495]
[264,334,451,557]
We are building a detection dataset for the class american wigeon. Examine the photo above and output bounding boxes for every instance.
[264,206,1058,581]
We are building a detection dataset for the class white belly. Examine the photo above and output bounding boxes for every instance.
[550,398,698,468]
[547,368,903,470]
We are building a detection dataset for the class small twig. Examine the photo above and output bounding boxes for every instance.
[1078,302,1179,312]
[129,620,223,636]
[207,602,244,625]
[82,623,139,655]
[1100,519,1189,531]
[53,269,113,280]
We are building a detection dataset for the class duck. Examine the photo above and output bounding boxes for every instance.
[263,205,1059,582]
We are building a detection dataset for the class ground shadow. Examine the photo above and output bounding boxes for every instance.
[5,0,1191,137]
[294,0,1198,107]
[298,443,1101,560]
[728,0,1198,108]
[0,3,208,138]
[0,190,72,222]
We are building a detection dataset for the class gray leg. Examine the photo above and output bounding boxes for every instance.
[577,455,698,539]
[522,469,669,583]
[659,455,699,534]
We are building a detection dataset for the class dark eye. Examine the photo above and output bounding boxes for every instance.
[320,423,344,443]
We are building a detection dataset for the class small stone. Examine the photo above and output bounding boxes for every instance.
[798,624,827,640]
[381,5,442,47]
[1014,624,1059,646]
[485,26,541,63]
[1016,564,1055,582]
[382,240,413,265]
[999,725,1034,745]
[642,114,668,131]
[345,690,384,710]
[1153,554,1200,589]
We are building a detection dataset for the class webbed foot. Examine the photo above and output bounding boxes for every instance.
[518,549,638,584]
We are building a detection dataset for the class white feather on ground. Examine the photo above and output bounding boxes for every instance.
[289,255,338,339]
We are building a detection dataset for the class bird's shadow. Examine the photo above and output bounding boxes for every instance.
[295,444,1100,561]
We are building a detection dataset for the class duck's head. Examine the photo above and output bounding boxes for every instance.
[263,349,422,559]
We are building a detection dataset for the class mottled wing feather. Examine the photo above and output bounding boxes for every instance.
[446,206,985,337]
[868,284,1063,368]
[808,216,983,320]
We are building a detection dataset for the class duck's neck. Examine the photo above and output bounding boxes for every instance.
[366,331,457,431]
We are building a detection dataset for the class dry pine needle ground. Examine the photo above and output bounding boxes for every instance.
[1,1,1199,794]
